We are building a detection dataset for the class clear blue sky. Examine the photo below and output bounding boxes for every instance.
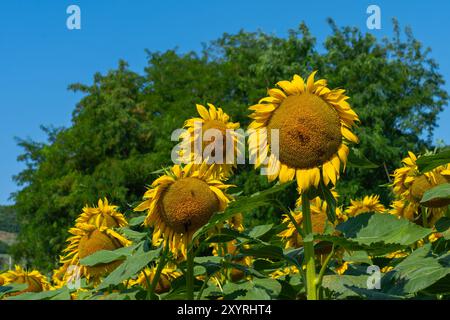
[1,0,449,204]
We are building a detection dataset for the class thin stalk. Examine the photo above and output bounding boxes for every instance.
[276,200,306,284]
[196,273,211,300]
[315,244,335,291]
[422,207,428,228]
[301,192,317,300]
[147,242,169,300]
[186,246,195,300]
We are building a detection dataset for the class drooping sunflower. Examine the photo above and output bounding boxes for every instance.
[135,163,234,258]
[129,264,181,294]
[75,198,128,228]
[178,103,242,179]
[60,223,131,282]
[1,265,50,296]
[389,199,416,221]
[345,195,386,217]
[51,262,70,289]
[279,192,346,249]
[248,72,359,191]
[391,151,450,226]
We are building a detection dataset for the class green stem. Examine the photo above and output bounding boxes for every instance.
[276,200,306,285]
[315,244,335,291]
[147,243,169,300]
[301,192,317,300]
[186,246,195,300]
[196,273,211,300]
[421,207,428,228]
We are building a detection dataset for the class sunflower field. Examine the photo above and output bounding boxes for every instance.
[1,22,450,300]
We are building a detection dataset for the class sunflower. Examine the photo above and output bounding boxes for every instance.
[389,199,416,221]
[75,198,128,228]
[248,72,359,191]
[391,151,450,226]
[334,262,349,275]
[51,262,70,289]
[178,103,242,179]
[60,223,131,282]
[129,264,181,294]
[345,195,386,217]
[1,265,50,296]
[279,192,346,249]
[135,163,234,258]
[270,266,300,279]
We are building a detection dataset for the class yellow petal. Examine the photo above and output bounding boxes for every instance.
[306,71,318,92]
[196,104,210,120]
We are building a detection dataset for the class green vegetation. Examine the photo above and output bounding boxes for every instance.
[0,206,18,233]
[11,19,448,271]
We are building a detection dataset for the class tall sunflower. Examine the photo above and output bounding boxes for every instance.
[75,198,128,228]
[178,103,242,179]
[248,72,359,191]
[1,265,50,296]
[135,163,234,257]
[345,195,386,217]
[60,223,131,282]
[391,151,450,226]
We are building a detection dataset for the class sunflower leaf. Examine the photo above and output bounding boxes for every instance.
[416,149,450,173]
[128,215,146,227]
[385,244,450,294]
[96,245,162,290]
[5,287,71,300]
[79,243,140,266]
[420,183,450,207]
[336,212,432,246]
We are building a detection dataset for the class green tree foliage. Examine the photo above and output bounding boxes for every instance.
[11,20,448,271]
[0,205,18,233]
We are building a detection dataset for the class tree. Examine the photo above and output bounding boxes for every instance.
[11,20,448,271]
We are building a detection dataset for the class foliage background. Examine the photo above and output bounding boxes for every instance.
[9,20,448,271]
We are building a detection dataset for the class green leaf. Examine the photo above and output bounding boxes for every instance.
[204,233,237,243]
[128,215,146,227]
[321,274,370,299]
[248,224,273,239]
[344,251,372,264]
[0,283,28,298]
[347,148,379,169]
[97,245,162,290]
[435,217,450,232]
[416,150,450,173]
[194,256,223,276]
[118,227,148,241]
[6,287,71,300]
[435,217,450,240]
[388,244,450,294]
[420,183,450,207]
[80,243,139,266]
[240,244,284,260]
[336,213,432,246]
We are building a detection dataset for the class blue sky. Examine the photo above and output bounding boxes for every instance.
[1,0,449,204]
